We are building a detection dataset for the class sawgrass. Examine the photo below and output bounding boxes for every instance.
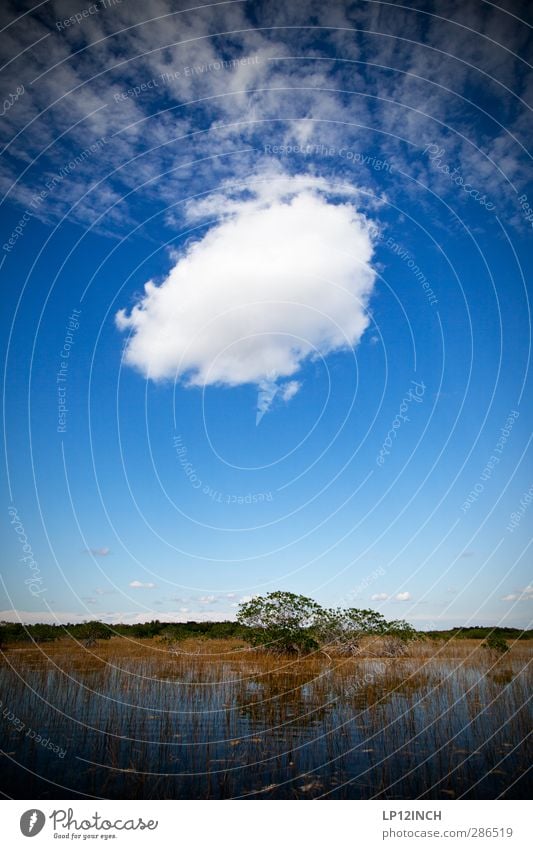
[0,635,530,799]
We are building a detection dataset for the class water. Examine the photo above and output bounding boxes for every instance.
[0,640,531,799]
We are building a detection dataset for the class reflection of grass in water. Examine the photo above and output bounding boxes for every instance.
[487,669,516,686]
[0,636,531,799]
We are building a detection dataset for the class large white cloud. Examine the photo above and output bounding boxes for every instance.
[116,179,377,412]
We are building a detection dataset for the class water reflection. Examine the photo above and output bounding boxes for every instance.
[0,641,531,799]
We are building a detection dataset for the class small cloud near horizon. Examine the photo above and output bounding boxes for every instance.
[395,592,412,602]
[129,580,157,589]
[502,585,533,602]
[370,591,411,602]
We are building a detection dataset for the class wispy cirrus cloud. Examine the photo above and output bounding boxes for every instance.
[0,0,529,236]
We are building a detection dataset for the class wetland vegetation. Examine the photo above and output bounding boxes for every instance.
[1,596,530,800]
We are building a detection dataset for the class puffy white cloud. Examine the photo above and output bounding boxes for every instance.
[116,178,376,416]
[395,592,411,602]
[129,580,156,589]
[371,592,389,601]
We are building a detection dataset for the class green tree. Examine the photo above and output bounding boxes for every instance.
[237,591,324,654]
[237,593,418,656]
[73,621,112,646]
[314,607,409,655]
[385,618,418,641]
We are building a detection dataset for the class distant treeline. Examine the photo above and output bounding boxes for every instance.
[0,619,247,645]
[0,619,531,645]
[426,626,533,641]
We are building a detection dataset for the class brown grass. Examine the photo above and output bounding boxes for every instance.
[0,636,531,799]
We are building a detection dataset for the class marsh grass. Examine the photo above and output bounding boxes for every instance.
[0,635,530,799]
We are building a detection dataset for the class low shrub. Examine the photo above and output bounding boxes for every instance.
[483,633,510,654]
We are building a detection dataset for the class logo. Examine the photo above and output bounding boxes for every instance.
[20,809,46,837]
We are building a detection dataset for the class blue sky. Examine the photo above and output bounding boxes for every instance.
[1,0,532,628]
